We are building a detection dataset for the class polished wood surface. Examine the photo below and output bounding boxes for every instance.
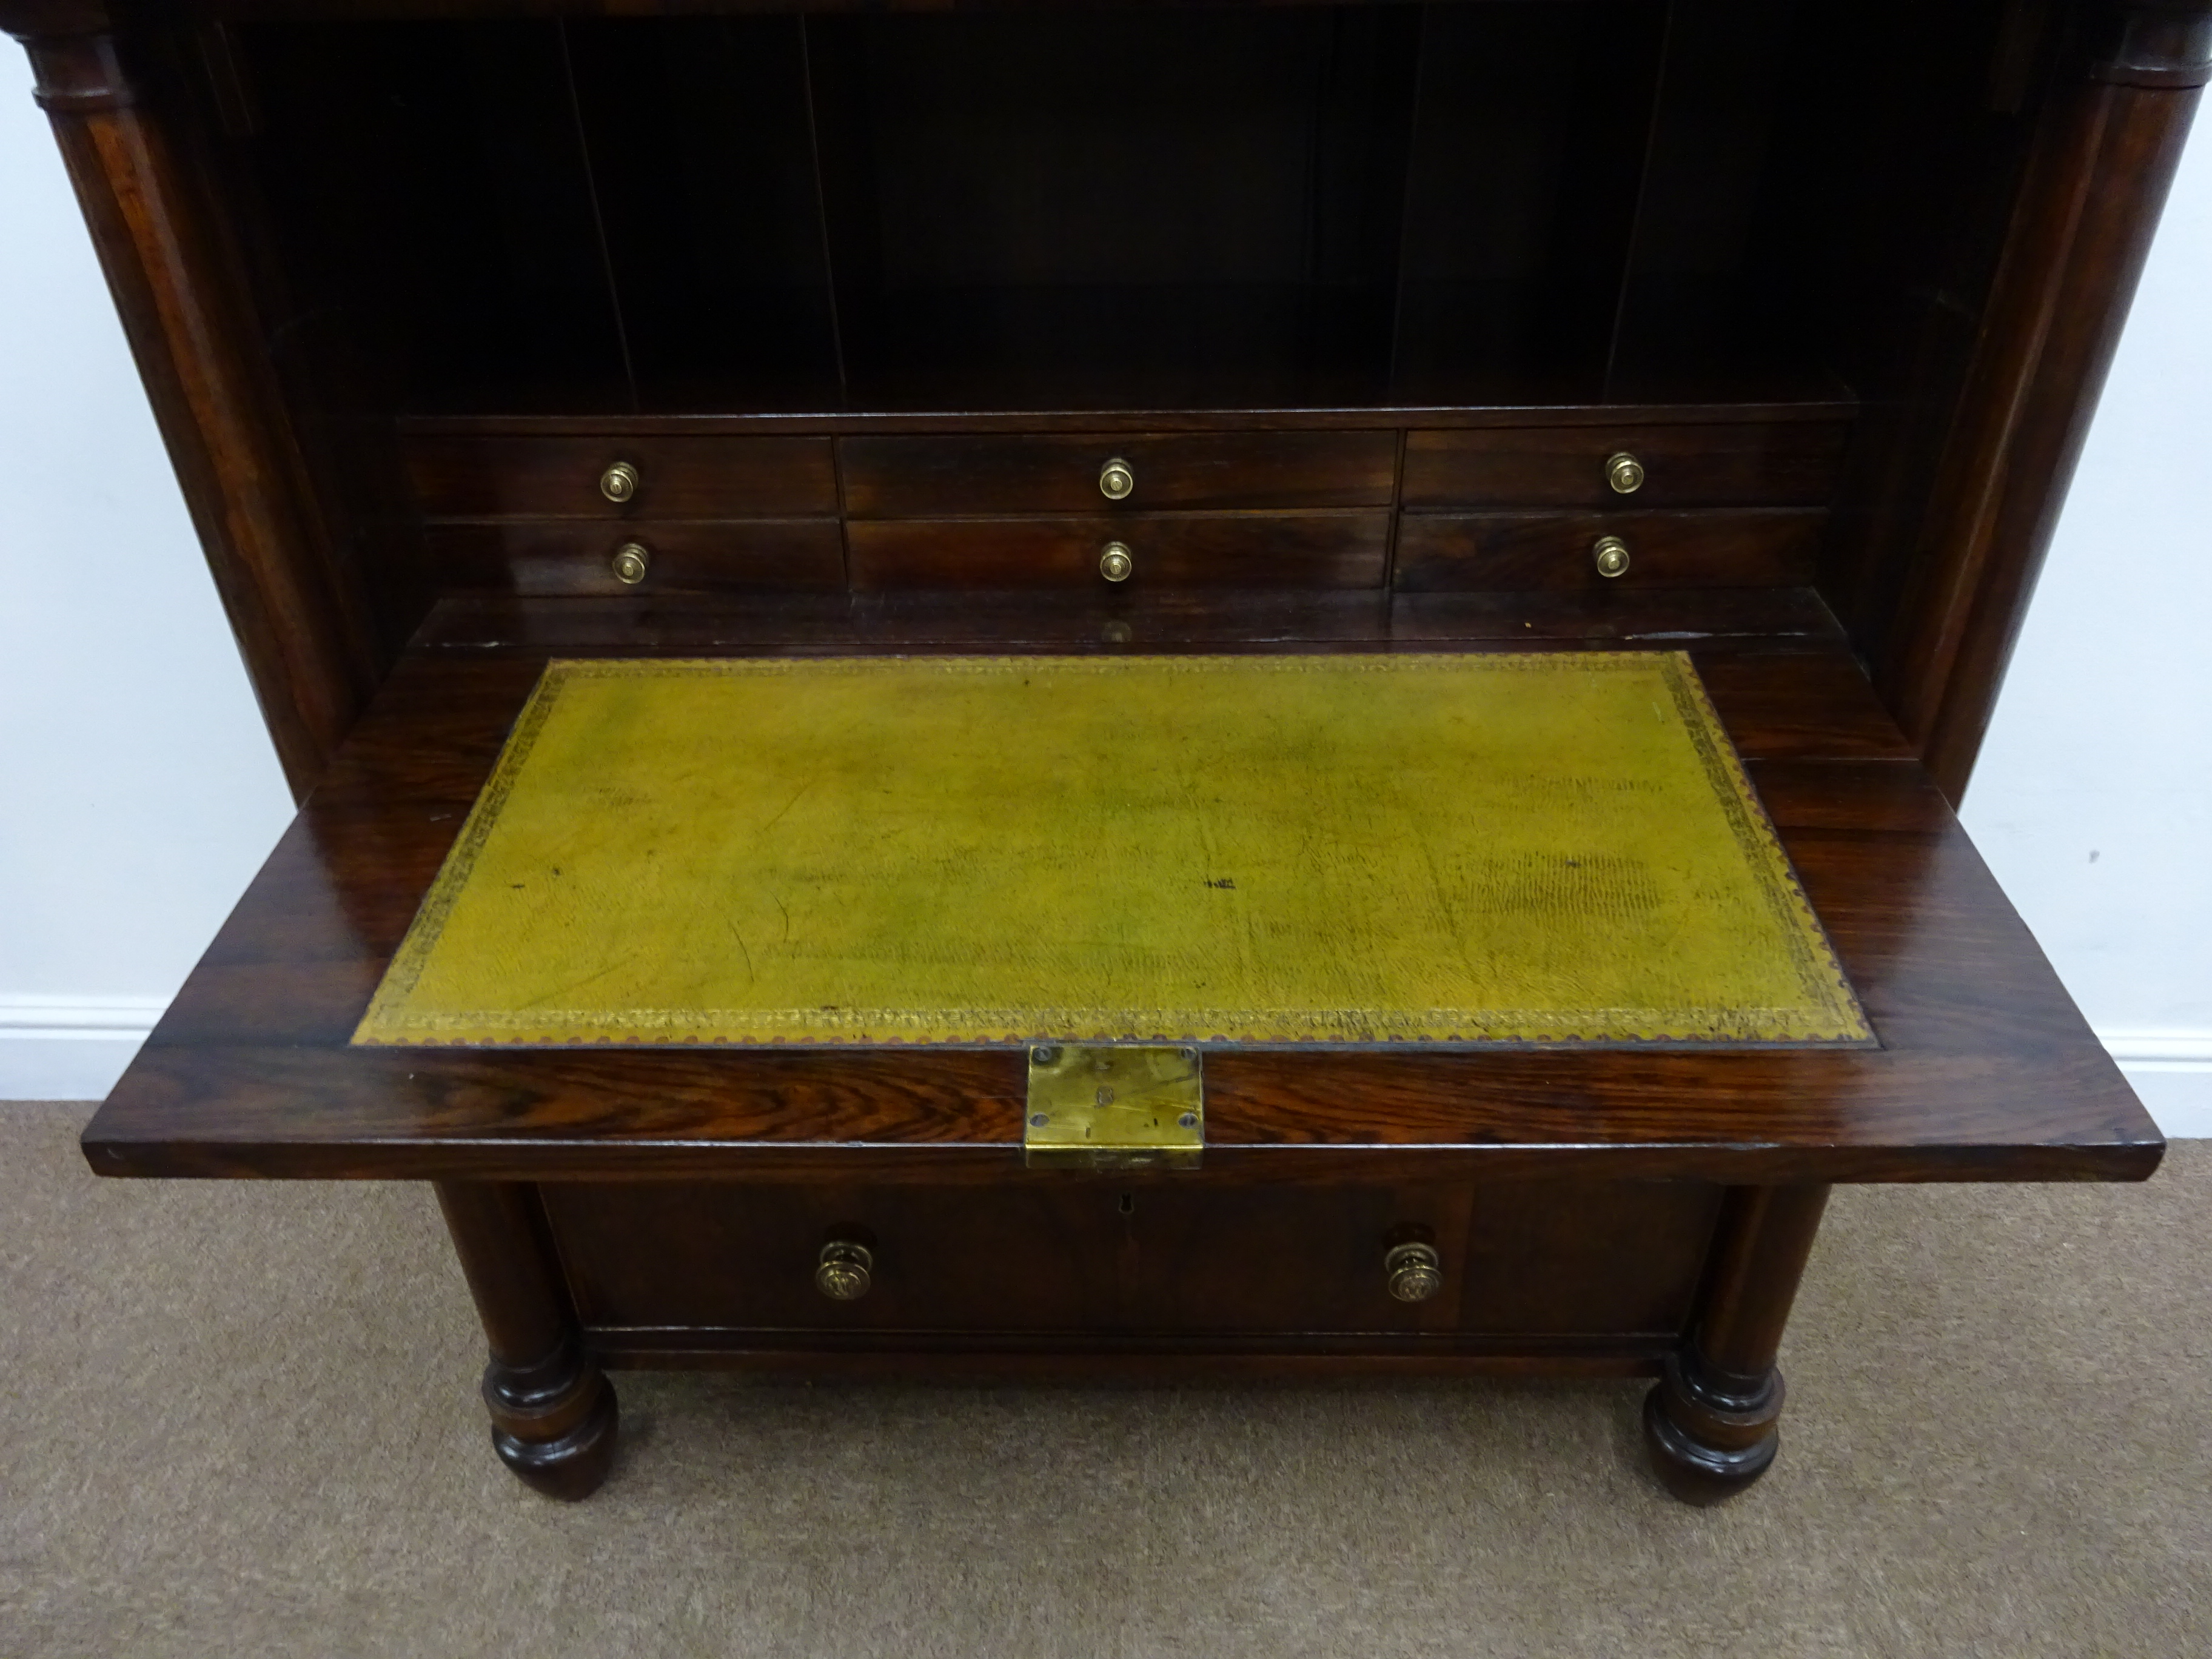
[1643,1182,1830,1503]
[437,1181,617,1500]
[425,519,846,595]
[1400,421,1848,510]
[404,434,840,520]
[847,512,1390,590]
[545,1178,1718,1339]
[85,594,2159,1186]
[842,432,1399,516]
[12,0,2197,1503]
[1392,509,1822,591]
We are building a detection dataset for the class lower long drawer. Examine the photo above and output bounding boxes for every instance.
[424,520,846,594]
[1393,509,1824,591]
[846,512,1390,590]
[540,1179,1723,1341]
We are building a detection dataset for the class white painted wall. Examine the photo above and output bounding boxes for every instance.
[1957,113,2212,1137]
[0,50,295,1098]
[1,51,2207,1130]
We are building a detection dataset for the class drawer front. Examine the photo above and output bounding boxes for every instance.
[1393,509,1824,591]
[424,520,846,594]
[403,434,840,518]
[849,512,1389,590]
[543,1181,1721,1339]
[842,432,1398,516]
[1401,422,1848,510]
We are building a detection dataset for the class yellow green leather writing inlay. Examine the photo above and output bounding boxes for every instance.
[354,652,1870,1047]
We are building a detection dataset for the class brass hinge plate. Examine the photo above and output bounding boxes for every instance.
[1024,1045,1203,1170]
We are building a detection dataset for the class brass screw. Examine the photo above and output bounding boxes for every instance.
[815,1240,874,1301]
[599,460,640,503]
[1098,458,1134,501]
[1099,541,1134,583]
[610,541,651,585]
[1606,451,1645,495]
[1385,1242,1443,1303]
[1592,535,1631,579]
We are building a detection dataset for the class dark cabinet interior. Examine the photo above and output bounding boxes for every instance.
[202,0,2102,789]
[239,1,2027,417]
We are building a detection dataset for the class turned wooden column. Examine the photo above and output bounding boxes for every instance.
[435,1182,618,1500]
[2,1,375,799]
[1643,1182,1830,1505]
[1885,0,2212,802]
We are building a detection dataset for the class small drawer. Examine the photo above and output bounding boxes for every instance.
[402,434,839,518]
[1401,421,1848,510]
[841,432,1398,517]
[1393,509,1825,591]
[424,520,846,594]
[541,1180,1720,1339]
[847,512,1390,590]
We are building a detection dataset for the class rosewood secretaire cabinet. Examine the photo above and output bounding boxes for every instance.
[11,0,2201,1503]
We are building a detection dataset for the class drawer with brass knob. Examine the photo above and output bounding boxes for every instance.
[847,512,1389,590]
[1402,421,1848,511]
[401,433,839,518]
[840,432,1397,517]
[1393,509,1823,591]
[535,1179,1723,1353]
[420,520,846,594]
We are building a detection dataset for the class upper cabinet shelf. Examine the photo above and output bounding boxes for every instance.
[229,0,2002,418]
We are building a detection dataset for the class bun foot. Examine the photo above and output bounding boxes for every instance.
[481,1335,619,1501]
[1641,1350,1783,1505]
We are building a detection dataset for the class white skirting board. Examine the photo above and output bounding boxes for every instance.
[4,998,2211,1137]
[0,998,170,1104]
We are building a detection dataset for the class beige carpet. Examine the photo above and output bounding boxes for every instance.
[1,1104,2204,1657]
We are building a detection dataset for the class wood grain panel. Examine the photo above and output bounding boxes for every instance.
[1402,421,1849,509]
[424,520,845,594]
[81,633,2159,1185]
[842,432,1398,515]
[403,434,839,519]
[411,588,1845,655]
[848,513,1389,589]
[1393,510,1823,591]
[543,1179,1717,1336]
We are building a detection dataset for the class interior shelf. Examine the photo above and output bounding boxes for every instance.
[236,0,1875,420]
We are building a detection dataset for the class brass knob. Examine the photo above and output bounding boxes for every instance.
[1592,535,1631,579]
[609,541,650,585]
[1098,458,1134,501]
[1385,1242,1442,1303]
[1606,451,1645,495]
[599,460,639,503]
[815,1240,874,1301]
[1099,541,1134,583]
